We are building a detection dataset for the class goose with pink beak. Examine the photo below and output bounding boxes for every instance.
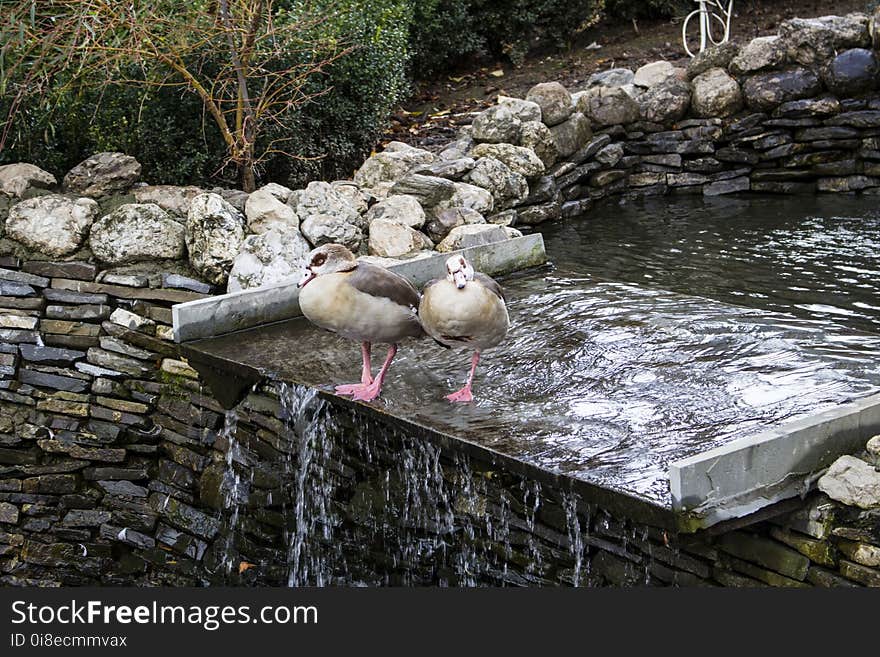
[419,254,510,402]
[298,244,423,402]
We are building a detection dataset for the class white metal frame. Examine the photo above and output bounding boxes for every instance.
[682,1,734,58]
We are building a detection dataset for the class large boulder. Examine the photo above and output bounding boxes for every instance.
[818,455,880,509]
[821,48,879,97]
[245,183,298,234]
[300,214,363,251]
[549,112,592,158]
[0,163,56,198]
[497,96,542,123]
[226,227,311,293]
[576,87,640,127]
[465,158,529,210]
[436,224,510,253]
[779,14,871,66]
[729,36,786,76]
[185,193,246,285]
[633,61,676,88]
[686,42,740,79]
[389,174,455,207]
[742,68,823,112]
[471,105,522,143]
[331,181,370,215]
[5,194,98,256]
[433,181,494,216]
[469,143,545,178]
[525,81,573,126]
[132,185,203,217]
[691,68,743,118]
[364,194,426,229]
[89,203,185,264]
[62,152,141,197]
[639,77,691,124]
[353,142,435,188]
[518,121,558,168]
[288,180,363,229]
[424,207,485,243]
[367,218,432,258]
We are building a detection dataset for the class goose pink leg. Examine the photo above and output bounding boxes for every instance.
[338,344,397,402]
[446,351,480,403]
[335,342,373,395]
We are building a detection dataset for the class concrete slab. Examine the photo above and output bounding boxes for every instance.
[172,234,547,343]
[669,392,880,529]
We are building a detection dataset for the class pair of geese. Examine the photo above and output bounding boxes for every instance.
[297,243,509,403]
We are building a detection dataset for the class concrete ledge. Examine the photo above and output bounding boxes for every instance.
[172,234,547,343]
[670,392,880,529]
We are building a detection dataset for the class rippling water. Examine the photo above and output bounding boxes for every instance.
[200,194,880,508]
[545,194,880,333]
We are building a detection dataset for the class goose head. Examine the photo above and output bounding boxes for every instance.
[445,254,475,290]
[298,244,357,288]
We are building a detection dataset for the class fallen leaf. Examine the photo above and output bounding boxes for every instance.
[489,69,505,78]
[239,561,255,574]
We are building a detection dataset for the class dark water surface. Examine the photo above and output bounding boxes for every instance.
[199,195,880,508]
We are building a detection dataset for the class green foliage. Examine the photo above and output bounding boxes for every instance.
[603,0,688,20]
[409,0,605,74]
[268,0,412,186]
[0,77,230,185]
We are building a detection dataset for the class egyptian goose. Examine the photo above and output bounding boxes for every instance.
[419,255,509,402]
[298,244,422,402]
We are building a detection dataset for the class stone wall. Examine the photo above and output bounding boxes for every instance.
[2,12,880,587]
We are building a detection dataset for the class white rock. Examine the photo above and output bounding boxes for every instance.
[497,96,542,123]
[300,213,363,251]
[367,218,432,258]
[89,203,185,264]
[185,193,246,285]
[331,181,369,214]
[818,455,880,509]
[288,180,364,229]
[436,224,510,252]
[633,61,676,88]
[469,143,545,177]
[465,158,528,210]
[353,142,435,188]
[0,163,57,198]
[471,105,522,143]
[365,194,426,229]
[525,81,573,126]
[5,194,98,256]
[110,308,155,331]
[245,184,299,234]
[132,185,203,217]
[227,227,311,292]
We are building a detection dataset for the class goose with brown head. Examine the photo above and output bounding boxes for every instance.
[298,244,422,402]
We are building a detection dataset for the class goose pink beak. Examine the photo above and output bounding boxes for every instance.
[298,269,316,288]
[453,271,467,289]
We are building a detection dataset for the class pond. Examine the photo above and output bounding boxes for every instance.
[192,194,880,510]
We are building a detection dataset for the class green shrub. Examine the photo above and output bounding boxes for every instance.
[603,0,688,20]
[268,0,412,186]
[1,0,411,189]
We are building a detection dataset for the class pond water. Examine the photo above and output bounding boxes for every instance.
[194,194,880,509]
